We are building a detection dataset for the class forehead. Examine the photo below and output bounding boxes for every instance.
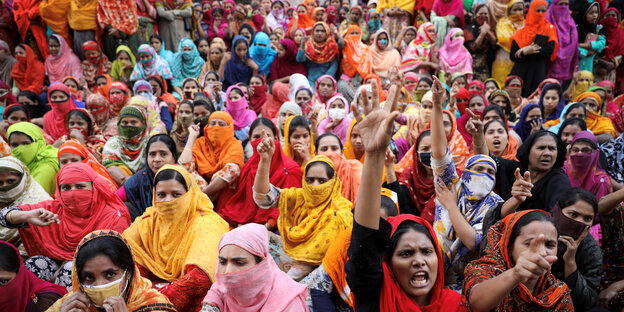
[319,135,340,146]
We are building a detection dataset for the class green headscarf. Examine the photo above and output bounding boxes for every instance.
[110,45,137,81]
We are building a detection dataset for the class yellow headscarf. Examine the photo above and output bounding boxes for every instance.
[278,155,353,265]
[123,165,229,282]
[283,115,316,167]
[343,119,365,163]
[572,70,594,99]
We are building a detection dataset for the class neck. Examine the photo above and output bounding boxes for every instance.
[425,166,434,179]
[528,166,549,183]
[355,149,364,160]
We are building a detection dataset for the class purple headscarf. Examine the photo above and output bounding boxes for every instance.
[546,0,579,82]
[317,95,352,143]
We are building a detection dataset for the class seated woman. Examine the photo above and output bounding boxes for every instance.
[120,134,177,220]
[0,240,67,312]
[564,131,612,201]
[170,38,206,95]
[48,230,175,312]
[283,115,315,168]
[84,93,118,141]
[482,104,521,146]
[110,45,136,82]
[439,28,473,80]
[201,223,308,311]
[545,102,588,133]
[253,136,352,280]
[11,44,45,95]
[170,100,194,157]
[344,83,462,310]
[557,118,587,148]
[343,119,365,163]
[489,90,519,126]
[0,163,131,287]
[107,82,131,117]
[0,104,31,139]
[44,34,82,83]
[483,119,520,161]
[81,42,112,89]
[7,122,59,195]
[269,38,307,83]
[464,210,574,311]
[44,83,78,141]
[129,44,173,82]
[218,118,302,229]
[276,102,302,145]
[123,165,229,312]
[148,74,180,115]
[538,83,565,122]
[17,91,48,120]
[54,108,107,158]
[514,103,544,142]
[134,80,173,133]
[575,91,617,143]
[316,133,362,205]
[317,95,352,144]
[102,105,149,186]
[58,139,117,191]
[223,36,258,89]
[180,112,244,200]
[296,22,339,86]
[225,86,256,143]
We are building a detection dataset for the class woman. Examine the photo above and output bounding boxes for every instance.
[572,0,605,73]
[537,83,565,122]
[316,132,362,205]
[130,44,173,82]
[223,36,258,89]
[266,1,289,32]
[283,115,315,168]
[545,0,579,84]
[58,139,117,191]
[564,131,611,200]
[0,163,131,286]
[249,32,277,77]
[150,34,176,64]
[11,44,45,95]
[206,8,227,42]
[155,0,192,53]
[558,118,587,147]
[81,41,112,88]
[120,134,177,220]
[171,38,205,90]
[45,34,82,83]
[492,0,525,84]
[276,102,302,145]
[123,165,229,312]
[439,28,473,81]
[317,95,352,143]
[484,119,519,160]
[7,122,59,195]
[108,82,132,118]
[514,104,543,142]
[432,0,464,29]
[102,105,149,186]
[170,100,193,156]
[369,29,401,81]
[509,0,559,97]
[133,81,173,133]
[544,102,587,133]
[262,82,290,122]
[400,22,438,74]
[199,38,226,84]
[463,210,574,311]
[249,75,268,114]
[110,45,137,82]
[43,83,78,141]
[48,230,175,312]
[296,22,339,86]
[0,104,30,138]
[136,0,157,44]
[596,8,624,88]
[202,223,308,311]
[0,40,16,87]
[575,92,617,143]
[85,93,118,140]
[465,4,497,81]
[314,75,338,107]
[488,90,519,125]
[225,85,256,142]
[338,6,368,39]
[218,118,302,228]
[0,240,67,312]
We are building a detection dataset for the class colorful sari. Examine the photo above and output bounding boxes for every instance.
[101,105,149,174]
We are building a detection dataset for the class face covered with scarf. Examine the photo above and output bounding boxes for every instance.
[108,82,130,116]
[117,106,147,140]
[460,155,497,200]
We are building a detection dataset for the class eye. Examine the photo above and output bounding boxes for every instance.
[219,259,227,265]
[105,272,117,278]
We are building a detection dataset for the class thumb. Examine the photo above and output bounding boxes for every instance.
[467,108,477,119]
[545,255,558,264]
[514,168,522,180]
[529,234,544,253]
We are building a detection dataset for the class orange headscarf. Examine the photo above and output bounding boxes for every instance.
[283,115,316,168]
[287,3,315,33]
[58,139,118,192]
[577,92,618,137]
[363,73,388,103]
[192,112,245,180]
[343,119,365,163]
[321,230,353,306]
[341,25,371,78]
[501,133,519,161]
[511,0,559,61]
[323,151,362,204]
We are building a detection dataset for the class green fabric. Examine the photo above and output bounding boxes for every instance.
[118,105,146,123]
[119,125,146,139]
[7,122,59,195]
[110,45,137,81]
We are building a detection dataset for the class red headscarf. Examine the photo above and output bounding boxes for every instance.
[398,132,436,223]
[455,87,471,115]
[10,44,45,94]
[262,81,290,122]
[108,81,131,116]
[217,137,302,226]
[601,8,624,60]
[58,139,118,192]
[511,0,559,61]
[379,214,462,311]
[250,75,268,114]
[0,240,67,311]
[43,83,78,140]
[269,38,307,82]
[304,22,339,63]
[17,162,131,260]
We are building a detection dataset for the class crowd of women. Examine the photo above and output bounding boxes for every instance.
[1,0,624,310]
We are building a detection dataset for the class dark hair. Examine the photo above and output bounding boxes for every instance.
[154,168,188,191]
[380,196,399,217]
[288,115,310,137]
[482,105,507,123]
[229,87,245,98]
[193,93,215,112]
[249,117,278,138]
[195,38,209,47]
[484,119,509,134]
[415,130,431,151]
[147,134,178,162]
[66,109,93,135]
[182,78,201,89]
[205,71,220,81]
[508,211,558,251]
[387,221,435,258]
[295,88,313,98]
[116,49,130,59]
[557,118,587,137]
[178,99,194,112]
[524,105,544,121]
[239,23,256,39]
[315,133,343,152]
[517,131,566,169]
[558,187,598,214]
[212,7,225,17]
[149,34,164,44]
[17,91,40,105]
[75,236,135,284]
[3,104,30,121]
[0,243,20,273]
[563,103,587,119]
[48,35,60,45]
[305,161,335,180]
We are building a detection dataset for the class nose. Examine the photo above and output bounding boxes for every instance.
[412,253,426,267]
[224,263,237,274]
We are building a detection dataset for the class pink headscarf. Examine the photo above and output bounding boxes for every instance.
[432,0,465,28]
[564,131,612,199]
[317,95,353,143]
[314,74,339,104]
[225,85,257,130]
[45,35,83,83]
[203,223,307,311]
[438,28,472,77]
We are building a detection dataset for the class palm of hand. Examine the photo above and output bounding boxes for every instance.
[358,110,394,153]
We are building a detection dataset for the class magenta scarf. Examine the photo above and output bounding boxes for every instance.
[564,131,611,199]
[314,74,339,105]
[432,0,465,28]
[438,28,473,75]
[225,85,257,130]
[546,0,579,82]
[317,95,353,143]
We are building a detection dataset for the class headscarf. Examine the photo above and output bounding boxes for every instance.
[16,163,131,260]
[400,22,436,73]
[262,82,290,121]
[432,0,465,28]
[225,85,257,130]
[192,112,245,179]
[249,75,268,114]
[10,44,45,94]
[438,27,473,76]
[101,105,149,174]
[423,109,471,169]
[369,29,401,78]
[171,38,206,87]
[45,34,83,83]
[47,230,175,312]
[130,44,173,81]
[398,131,436,222]
[0,156,51,209]
[314,74,339,104]
[58,139,118,191]
[378,215,462,311]
[0,40,16,86]
[600,132,624,184]
[317,95,352,143]
[537,83,565,121]
[495,0,525,52]
[278,155,353,264]
[287,3,315,32]
[341,25,371,78]
[97,0,139,35]
[601,8,624,60]
[123,165,229,282]
[277,102,302,144]
[202,224,307,311]
[0,240,67,312]
[511,0,559,61]
[514,103,542,141]
[546,102,586,133]
[218,136,302,225]
[110,45,137,81]
[283,115,316,163]
[288,73,312,101]
[573,0,600,45]
[107,81,131,117]
[577,93,618,137]
[42,83,78,140]
[269,38,307,81]
[81,41,112,86]
[266,0,289,31]
[170,103,193,155]
[463,210,574,311]
[304,22,339,63]
[343,119,364,162]
[545,0,579,82]
[130,88,167,136]
[564,131,611,199]
[223,36,254,88]
[249,32,277,76]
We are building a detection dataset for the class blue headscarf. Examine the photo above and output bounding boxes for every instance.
[170,38,206,87]
[548,102,588,134]
[223,36,254,89]
[514,103,543,141]
[249,32,277,77]
[132,80,156,103]
[537,83,565,122]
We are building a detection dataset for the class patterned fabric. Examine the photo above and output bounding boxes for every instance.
[102,105,149,173]
[600,133,624,184]
[170,38,205,87]
[23,256,73,287]
[600,204,624,311]
[97,0,139,35]
[304,22,339,64]
[130,44,173,81]
[400,22,436,73]
[0,156,52,208]
[81,41,112,87]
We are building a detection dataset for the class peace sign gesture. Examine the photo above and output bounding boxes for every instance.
[354,84,401,154]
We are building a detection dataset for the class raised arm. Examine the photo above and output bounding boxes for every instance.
[430,76,448,160]
[253,130,275,195]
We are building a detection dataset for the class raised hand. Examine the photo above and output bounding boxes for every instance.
[560,226,588,265]
[188,123,201,139]
[435,179,458,211]
[512,234,558,285]
[530,118,543,134]
[59,291,90,312]
[356,84,401,154]
[465,108,484,136]
[432,76,447,107]
[511,168,533,203]
[27,208,60,227]
[256,129,275,162]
